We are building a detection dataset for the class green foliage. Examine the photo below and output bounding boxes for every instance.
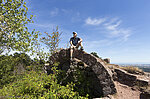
[0,0,62,61]
[0,0,90,98]
[29,26,62,61]
[57,63,94,98]
[0,70,88,99]
[72,67,92,97]
[0,52,44,88]
[40,26,62,55]
[0,53,27,87]
[0,0,37,54]
[13,52,32,66]
[0,55,16,88]
[0,54,88,98]
[91,52,100,58]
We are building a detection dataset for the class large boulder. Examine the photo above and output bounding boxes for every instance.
[48,49,117,97]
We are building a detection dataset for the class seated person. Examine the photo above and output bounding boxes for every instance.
[70,32,83,60]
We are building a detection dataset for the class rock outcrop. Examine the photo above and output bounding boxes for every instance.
[44,48,150,99]
[114,68,137,86]
[48,49,117,97]
[113,68,149,87]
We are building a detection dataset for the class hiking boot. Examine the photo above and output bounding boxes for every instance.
[80,46,84,50]
[70,57,73,61]
[71,57,75,61]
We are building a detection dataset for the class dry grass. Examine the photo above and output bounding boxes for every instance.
[107,64,120,69]
[120,66,144,75]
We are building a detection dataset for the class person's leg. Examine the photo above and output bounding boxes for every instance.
[70,46,74,60]
[76,41,81,48]
[76,42,83,50]
[76,43,80,49]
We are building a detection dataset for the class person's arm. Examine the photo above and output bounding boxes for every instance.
[70,40,73,46]
[70,38,73,46]
[79,38,82,43]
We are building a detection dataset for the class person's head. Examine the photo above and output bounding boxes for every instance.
[73,32,77,37]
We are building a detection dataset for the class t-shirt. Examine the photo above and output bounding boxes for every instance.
[70,37,80,46]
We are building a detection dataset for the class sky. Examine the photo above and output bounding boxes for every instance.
[26,0,150,64]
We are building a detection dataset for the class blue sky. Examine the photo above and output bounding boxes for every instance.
[26,0,150,64]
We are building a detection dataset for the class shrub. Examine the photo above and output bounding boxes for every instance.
[0,55,17,88]
[0,53,44,88]
[91,52,100,58]
[0,71,88,99]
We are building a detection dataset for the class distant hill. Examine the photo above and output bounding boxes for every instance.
[138,66,150,72]
[117,64,150,72]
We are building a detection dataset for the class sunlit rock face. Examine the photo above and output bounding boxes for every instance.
[47,49,117,98]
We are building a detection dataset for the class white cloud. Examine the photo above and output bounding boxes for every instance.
[50,8,59,16]
[85,17,106,25]
[105,20,122,31]
[104,17,119,26]
[84,17,132,41]
[104,19,131,41]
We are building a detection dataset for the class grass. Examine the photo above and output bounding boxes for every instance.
[120,66,144,75]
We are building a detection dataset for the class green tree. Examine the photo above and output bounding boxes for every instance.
[91,52,100,58]
[39,26,62,61]
[0,52,33,88]
[40,26,62,54]
[0,0,37,54]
